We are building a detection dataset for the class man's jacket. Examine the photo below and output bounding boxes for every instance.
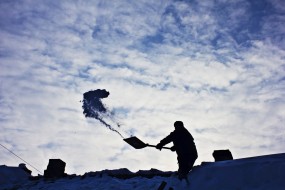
[159,126,198,162]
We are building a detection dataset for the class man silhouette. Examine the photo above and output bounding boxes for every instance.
[156,121,198,179]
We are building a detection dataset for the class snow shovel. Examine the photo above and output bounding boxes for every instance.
[124,136,171,150]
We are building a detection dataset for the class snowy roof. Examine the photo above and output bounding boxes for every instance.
[1,153,285,190]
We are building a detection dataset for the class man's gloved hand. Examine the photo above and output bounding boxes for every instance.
[156,143,163,151]
[170,146,176,152]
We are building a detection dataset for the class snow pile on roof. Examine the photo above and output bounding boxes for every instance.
[0,165,31,189]
[1,153,285,190]
[189,153,285,190]
[83,168,173,179]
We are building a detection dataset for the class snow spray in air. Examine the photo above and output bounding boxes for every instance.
[82,89,124,138]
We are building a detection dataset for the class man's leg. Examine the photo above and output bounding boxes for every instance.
[177,161,189,180]
[188,158,196,171]
[178,158,196,180]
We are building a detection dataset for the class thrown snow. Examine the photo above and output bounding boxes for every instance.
[1,153,285,190]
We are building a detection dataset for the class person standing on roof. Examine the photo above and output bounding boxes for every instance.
[156,121,198,179]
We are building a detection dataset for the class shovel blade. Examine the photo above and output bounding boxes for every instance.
[124,136,147,149]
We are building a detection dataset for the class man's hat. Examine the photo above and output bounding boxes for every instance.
[174,121,184,127]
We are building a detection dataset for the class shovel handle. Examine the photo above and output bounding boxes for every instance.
[146,144,172,150]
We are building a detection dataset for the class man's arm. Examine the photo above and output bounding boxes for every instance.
[156,132,174,150]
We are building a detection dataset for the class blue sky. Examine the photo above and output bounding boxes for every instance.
[0,0,285,175]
